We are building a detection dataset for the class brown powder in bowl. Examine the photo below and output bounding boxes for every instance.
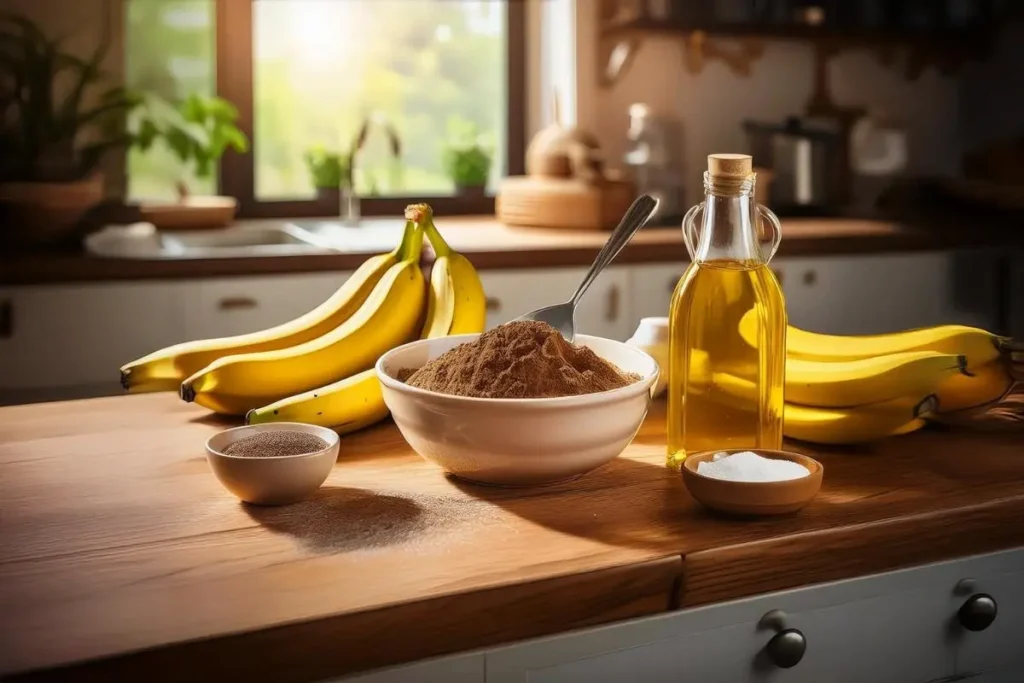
[399,320,641,399]
[224,431,328,458]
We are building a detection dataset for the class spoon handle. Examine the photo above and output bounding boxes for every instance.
[569,194,659,307]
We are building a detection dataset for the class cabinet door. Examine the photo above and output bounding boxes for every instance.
[479,267,633,341]
[954,549,1024,679]
[629,263,686,324]
[330,653,483,683]
[184,272,350,340]
[777,250,999,335]
[0,282,186,401]
[486,556,964,683]
[575,266,632,341]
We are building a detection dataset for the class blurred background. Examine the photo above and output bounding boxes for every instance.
[2,0,1023,405]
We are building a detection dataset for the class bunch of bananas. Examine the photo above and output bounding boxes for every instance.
[120,204,486,434]
[736,312,1024,444]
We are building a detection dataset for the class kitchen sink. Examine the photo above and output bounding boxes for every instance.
[84,222,341,259]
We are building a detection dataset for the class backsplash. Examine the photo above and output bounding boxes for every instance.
[575,3,1018,205]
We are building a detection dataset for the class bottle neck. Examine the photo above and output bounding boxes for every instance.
[695,172,764,264]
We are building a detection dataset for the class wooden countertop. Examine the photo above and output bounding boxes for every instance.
[4,216,1021,285]
[3,396,1024,681]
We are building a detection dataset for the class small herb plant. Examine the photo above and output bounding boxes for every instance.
[0,13,139,183]
[442,117,493,190]
[128,92,248,198]
[303,146,353,190]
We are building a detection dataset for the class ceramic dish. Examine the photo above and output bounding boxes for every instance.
[205,422,339,505]
[681,449,823,516]
[376,334,659,487]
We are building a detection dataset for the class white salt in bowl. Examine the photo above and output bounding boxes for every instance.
[376,334,659,487]
[681,449,823,516]
[205,423,339,505]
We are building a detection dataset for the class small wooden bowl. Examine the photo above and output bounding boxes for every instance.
[681,449,823,516]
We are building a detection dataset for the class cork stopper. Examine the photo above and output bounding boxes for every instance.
[707,153,753,179]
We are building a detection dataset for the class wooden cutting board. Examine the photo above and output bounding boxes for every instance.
[497,176,637,230]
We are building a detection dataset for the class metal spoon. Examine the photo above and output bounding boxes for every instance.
[514,194,659,341]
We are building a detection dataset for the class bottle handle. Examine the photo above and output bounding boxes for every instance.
[757,204,783,263]
[682,201,782,263]
[681,201,704,260]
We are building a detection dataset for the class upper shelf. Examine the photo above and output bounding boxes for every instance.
[595,0,1011,87]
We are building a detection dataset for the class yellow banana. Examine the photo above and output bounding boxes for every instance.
[181,229,426,415]
[783,394,937,445]
[934,359,1014,413]
[412,203,487,337]
[706,352,965,408]
[245,205,487,433]
[119,241,406,392]
[785,351,967,407]
[246,369,389,433]
[738,311,1005,370]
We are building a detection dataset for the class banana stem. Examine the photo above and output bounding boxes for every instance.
[405,202,450,257]
[396,219,425,262]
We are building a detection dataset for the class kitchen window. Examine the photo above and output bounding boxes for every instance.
[125,0,526,217]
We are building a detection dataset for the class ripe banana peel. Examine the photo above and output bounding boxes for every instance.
[119,245,400,392]
[783,394,937,445]
[181,223,427,415]
[738,311,1009,370]
[246,204,487,431]
[246,368,389,434]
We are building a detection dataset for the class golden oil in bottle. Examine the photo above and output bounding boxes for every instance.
[666,154,787,470]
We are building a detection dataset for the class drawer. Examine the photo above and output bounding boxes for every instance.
[184,273,350,340]
[0,282,186,394]
[954,549,1024,678]
[331,653,483,683]
[485,553,1002,683]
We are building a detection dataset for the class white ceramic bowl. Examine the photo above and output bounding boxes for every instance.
[205,422,340,505]
[376,334,659,487]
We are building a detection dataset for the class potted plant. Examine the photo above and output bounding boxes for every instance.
[442,117,493,198]
[0,13,139,249]
[128,92,248,230]
[303,145,358,224]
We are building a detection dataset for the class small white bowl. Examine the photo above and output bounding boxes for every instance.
[205,423,339,505]
[626,317,669,397]
[376,334,659,487]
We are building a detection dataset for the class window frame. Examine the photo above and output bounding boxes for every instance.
[215,0,526,219]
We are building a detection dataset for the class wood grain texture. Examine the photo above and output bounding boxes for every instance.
[2,396,1024,681]
[5,216,1021,285]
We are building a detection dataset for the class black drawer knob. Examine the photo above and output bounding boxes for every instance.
[765,628,806,668]
[958,593,997,632]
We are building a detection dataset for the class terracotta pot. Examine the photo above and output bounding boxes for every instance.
[0,175,104,249]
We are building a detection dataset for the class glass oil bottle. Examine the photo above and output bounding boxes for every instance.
[666,154,787,470]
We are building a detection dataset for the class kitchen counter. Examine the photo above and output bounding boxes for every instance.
[4,216,1022,285]
[2,395,1023,682]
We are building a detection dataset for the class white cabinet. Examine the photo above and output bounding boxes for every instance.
[331,653,483,683]
[773,250,1000,335]
[184,272,349,340]
[629,263,685,323]
[955,550,1024,680]
[479,267,633,341]
[485,555,967,683]
[0,282,187,403]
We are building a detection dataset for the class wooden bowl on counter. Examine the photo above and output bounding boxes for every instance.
[140,195,237,231]
[681,449,823,516]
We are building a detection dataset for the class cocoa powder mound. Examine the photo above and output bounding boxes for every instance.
[400,320,640,398]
